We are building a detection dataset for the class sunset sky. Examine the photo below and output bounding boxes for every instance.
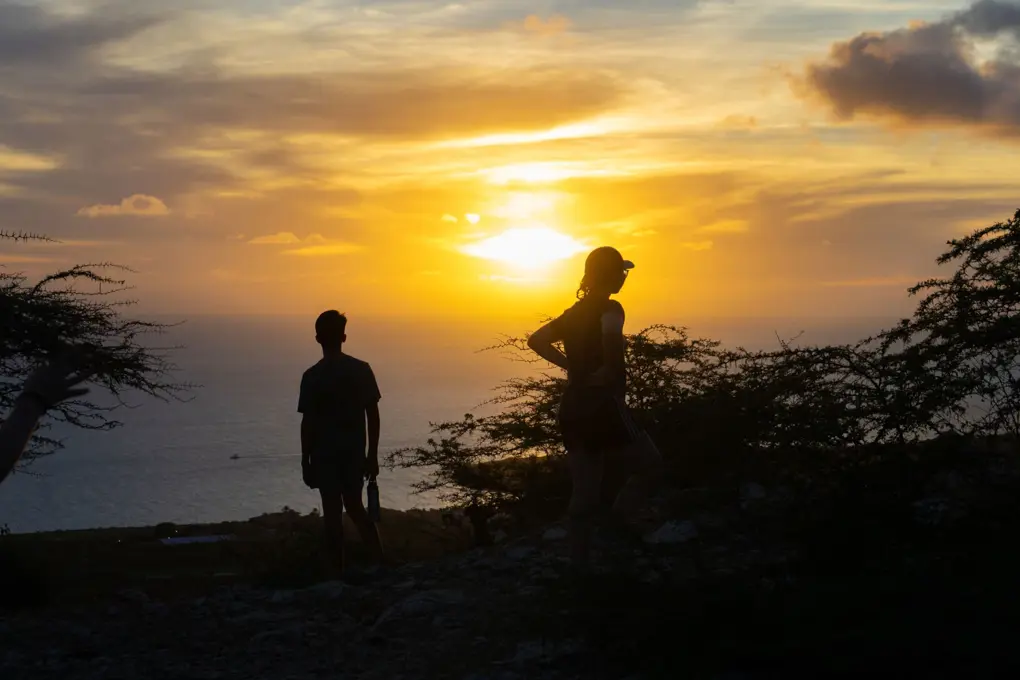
[2,0,1020,323]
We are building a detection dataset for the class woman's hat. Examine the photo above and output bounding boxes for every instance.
[585,246,635,276]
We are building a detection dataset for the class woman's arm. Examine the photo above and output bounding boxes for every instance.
[527,319,569,371]
[0,359,91,486]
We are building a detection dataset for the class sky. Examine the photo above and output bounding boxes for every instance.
[2,0,1020,324]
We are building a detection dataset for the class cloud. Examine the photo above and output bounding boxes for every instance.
[76,194,170,218]
[0,253,59,264]
[820,276,919,288]
[679,240,714,251]
[248,232,362,256]
[282,242,363,257]
[248,232,302,245]
[513,14,572,36]
[441,214,459,223]
[799,0,1020,136]
[698,219,749,234]
[717,115,758,130]
[79,68,626,140]
[0,2,164,66]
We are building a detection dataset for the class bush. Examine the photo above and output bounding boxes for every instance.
[388,209,1020,518]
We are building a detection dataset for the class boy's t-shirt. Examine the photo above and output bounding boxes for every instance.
[298,354,381,460]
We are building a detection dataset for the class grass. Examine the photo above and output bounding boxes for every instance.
[0,507,474,607]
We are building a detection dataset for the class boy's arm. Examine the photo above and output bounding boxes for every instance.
[366,402,381,476]
[364,365,382,478]
[298,374,313,467]
[300,414,314,467]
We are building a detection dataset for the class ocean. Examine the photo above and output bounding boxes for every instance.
[0,314,896,533]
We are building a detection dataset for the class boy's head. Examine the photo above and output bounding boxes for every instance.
[315,310,347,349]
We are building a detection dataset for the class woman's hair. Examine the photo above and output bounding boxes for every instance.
[576,271,593,299]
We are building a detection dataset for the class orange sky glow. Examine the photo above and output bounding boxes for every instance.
[2,0,1019,325]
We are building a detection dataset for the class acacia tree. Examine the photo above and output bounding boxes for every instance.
[386,325,916,515]
[880,209,1020,437]
[1,231,188,466]
[388,210,1020,516]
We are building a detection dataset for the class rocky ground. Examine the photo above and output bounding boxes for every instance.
[3,487,801,680]
[8,443,1020,679]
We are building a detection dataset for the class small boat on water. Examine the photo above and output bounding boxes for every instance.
[230,454,240,460]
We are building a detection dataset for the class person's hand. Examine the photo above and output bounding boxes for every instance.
[365,450,380,480]
[301,459,318,489]
[19,355,93,410]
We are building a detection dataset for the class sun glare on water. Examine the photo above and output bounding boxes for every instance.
[462,227,588,270]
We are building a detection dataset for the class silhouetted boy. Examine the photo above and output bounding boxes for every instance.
[298,311,384,575]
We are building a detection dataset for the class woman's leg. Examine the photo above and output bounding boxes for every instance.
[611,431,664,519]
[567,445,605,567]
[610,399,664,520]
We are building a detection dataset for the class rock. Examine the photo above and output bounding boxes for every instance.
[505,546,535,561]
[304,580,345,600]
[644,520,699,545]
[116,588,150,605]
[913,497,951,526]
[740,482,767,509]
[144,602,169,617]
[249,622,306,646]
[270,590,295,604]
[542,526,568,541]
[493,529,509,544]
[371,589,466,632]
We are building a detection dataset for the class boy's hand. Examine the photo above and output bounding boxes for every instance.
[301,458,318,489]
[366,450,380,479]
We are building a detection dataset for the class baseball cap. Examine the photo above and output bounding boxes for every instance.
[584,246,635,276]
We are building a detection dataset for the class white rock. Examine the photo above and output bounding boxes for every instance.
[644,520,699,545]
[371,589,466,632]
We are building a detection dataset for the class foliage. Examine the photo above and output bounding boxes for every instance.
[1,231,189,465]
[881,208,1020,436]
[388,209,1020,515]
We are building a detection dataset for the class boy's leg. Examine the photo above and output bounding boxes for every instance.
[319,487,346,575]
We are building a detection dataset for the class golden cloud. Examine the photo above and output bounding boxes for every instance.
[76,194,170,218]
[514,14,572,37]
[283,242,363,257]
[247,231,362,256]
[247,232,302,245]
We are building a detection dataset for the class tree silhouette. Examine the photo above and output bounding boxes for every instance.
[389,209,1020,518]
[1,231,188,467]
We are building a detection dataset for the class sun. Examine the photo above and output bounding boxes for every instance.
[462,227,588,270]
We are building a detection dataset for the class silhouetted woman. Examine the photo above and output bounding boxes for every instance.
[528,246,661,567]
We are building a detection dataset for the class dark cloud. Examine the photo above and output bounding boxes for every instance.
[800,0,1020,135]
[0,1,163,66]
